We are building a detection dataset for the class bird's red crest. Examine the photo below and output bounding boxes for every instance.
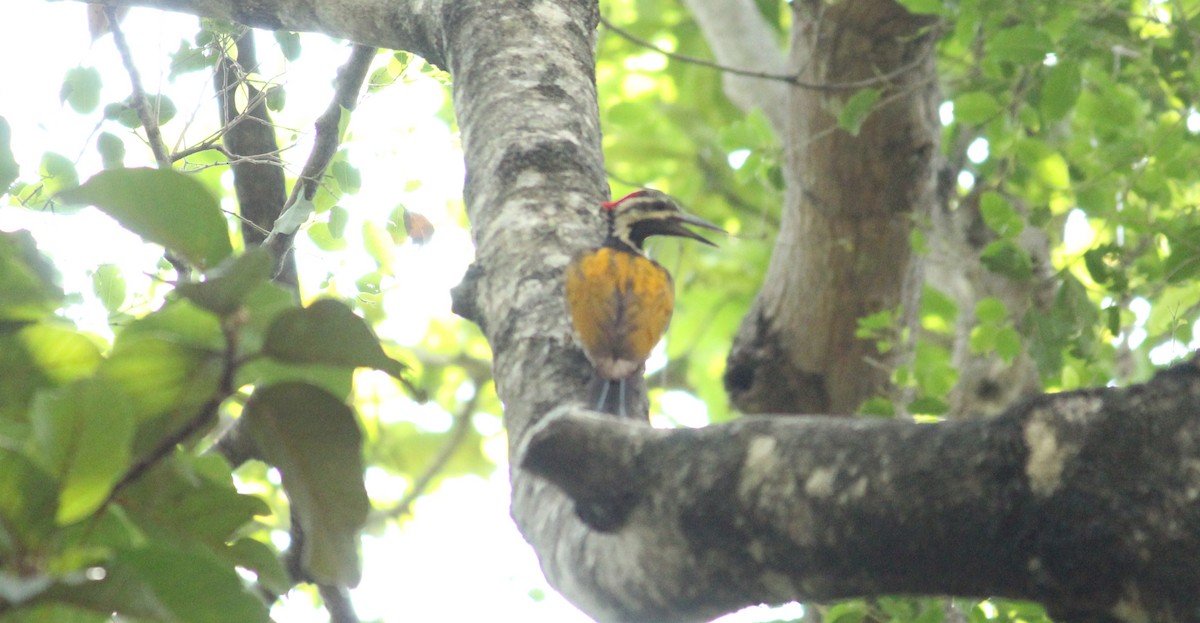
[601,190,648,211]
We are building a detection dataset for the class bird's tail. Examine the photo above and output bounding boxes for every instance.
[589,375,642,418]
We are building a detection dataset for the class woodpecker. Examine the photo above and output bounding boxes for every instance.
[564,189,725,417]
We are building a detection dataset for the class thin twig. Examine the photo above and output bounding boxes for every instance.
[106,6,171,167]
[100,318,239,509]
[368,387,482,526]
[599,16,929,91]
[263,44,376,275]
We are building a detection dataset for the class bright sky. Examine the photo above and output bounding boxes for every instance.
[0,3,806,621]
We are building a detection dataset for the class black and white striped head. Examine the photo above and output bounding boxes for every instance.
[602,189,725,252]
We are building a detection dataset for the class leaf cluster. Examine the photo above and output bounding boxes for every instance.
[0,167,422,621]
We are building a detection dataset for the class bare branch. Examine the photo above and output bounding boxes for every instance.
[106,6,171,167]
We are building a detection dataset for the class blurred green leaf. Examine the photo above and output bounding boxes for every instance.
[96,133,125,170]
[168,40,216,80]
[30,379,134,524]
[57,168,232,269]
[18,323,103,384]
[837,88,882,136]
[980,240,1033,281]
[60,67,102,114]
[225,537,290,595]
[273,30,301,61]
[978,191,1023,238]
[242,383,368,586]
[0,230,64,321]
[114,544,269,623]
[1039,61,1081,121]
[175,249,273,316]
[953,91,1001,125]
[0,116,20,192]
[39,152,79,199]
[262,298,405,378]
[362,219,395,270]
[989,25,1052,64]
[98,335,220,423]
[91,263,126,312]
[121,454,268,547]
[265,85,286,111]
[0,448,58,551]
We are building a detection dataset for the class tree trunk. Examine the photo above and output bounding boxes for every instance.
[722,0,940,415]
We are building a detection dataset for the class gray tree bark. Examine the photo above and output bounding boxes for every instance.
[63,1,1200,622]
[523,359,1200,623]
[700,0,942,415]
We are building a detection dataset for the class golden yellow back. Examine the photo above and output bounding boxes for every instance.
[564,246,675,380]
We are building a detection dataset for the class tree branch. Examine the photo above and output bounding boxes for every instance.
[522,360,1200,623]
[69,0,450,69]
[106,5,171,167]
[262,43,375,277]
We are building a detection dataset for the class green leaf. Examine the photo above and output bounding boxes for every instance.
[0,448,58,550]
[91,264,126,312]
[175,249,273,316]
[837,88,882,136]
[953,91,1001,125]
[225,537,290,595]
[168,41,216,80]
[96,132,125,170]
[974,297,1008,324]
[57,168,232,269]
[242,383,368,586]
[60,67,102,114]
[980,240,1033,281]
[265,85,286,112]
[273,30,301,61]
[989,26,1053,64]
[121,454,268,547]
[18,323,103,383]
[978,191,1023,238]
[115,544,270,623]
[262,298,405,378]
[1018,141,1069,190]
[1039,61,1081,121]
[0,230,64,321]
[362,219,395,270]
[995,326,1023,362]
[30,379,134,524]
[331,160,361,194]
[908,396,949,415]
[0,601,108,622]
[40,152,79,198]
[98,335,220,422]
[307,222,348,251]
[102,102,140,129]
[329,205,350,239]
[0,117,19,192]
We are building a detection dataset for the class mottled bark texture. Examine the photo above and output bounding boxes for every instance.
[711,0,940,415]
[525,359,1200,623]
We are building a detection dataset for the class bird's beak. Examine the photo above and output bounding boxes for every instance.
[664,212,726,247]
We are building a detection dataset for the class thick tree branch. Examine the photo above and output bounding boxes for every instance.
[523,360,1200,623]
[74,0,449,68]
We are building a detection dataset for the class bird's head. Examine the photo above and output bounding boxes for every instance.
[602,189,726,252]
